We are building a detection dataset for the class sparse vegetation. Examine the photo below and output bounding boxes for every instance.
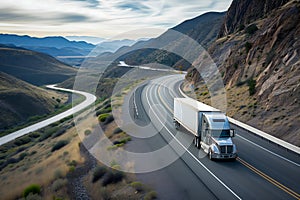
[14,136,32,146]
[113,127,123,134]
[84,129,92,136]
[98,113,110,122]
[102,170,124,186]
[23,184,41,197]
[144,191,158,200]
[248,79,256,96]
[245,42,252,53]
[245,24,258,35]
[92,166,107,183]
[51,140,69,152]
[51,179,67,192]
[130,181,144,192]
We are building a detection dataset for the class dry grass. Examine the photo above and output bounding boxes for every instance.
[0,121,84,200]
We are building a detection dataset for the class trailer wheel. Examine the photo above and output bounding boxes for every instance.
[174,121,180,130]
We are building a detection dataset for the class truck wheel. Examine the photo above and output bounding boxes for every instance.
[174,121,180,130]
[208,150,213,160]
[196,137,200,149]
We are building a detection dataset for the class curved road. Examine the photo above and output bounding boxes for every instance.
[127,74,300,199]
[0,85,97,146]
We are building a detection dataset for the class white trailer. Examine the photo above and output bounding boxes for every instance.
[173,98,237,160]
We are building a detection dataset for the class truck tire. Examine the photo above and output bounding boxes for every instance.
[195,137,200,149]
[208,149,213,160]
[174,121,180,130]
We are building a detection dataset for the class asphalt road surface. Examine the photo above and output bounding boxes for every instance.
[124,74,300,200]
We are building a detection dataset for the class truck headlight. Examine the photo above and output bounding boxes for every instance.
[212,145,220,154]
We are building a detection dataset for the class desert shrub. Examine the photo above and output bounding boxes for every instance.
[16,146,28,153]
[51,140,69,152]
[21,193,42,200]
[104,103,111,109]
[239,24,245,31]
[14,136,32,146]
[67,160,77,167]
[29,132,40,138]
[113,141,122,145]
[69,166,75,172]
[52,127,67,138]
[5,157,19,166]
[39,127,59,141]
[144,191,158,200]
[113,127,123,134]
[23,184,41,197]
[54,169,64,179]
[102,170,124,186]
[103,115,114,125]
[245,24,258,35]
[51,178,67,192]
[96,106,112,116]
[234,63,238,69]
[19,152,28,160]
[119,137,131,144]
[84,129,92,136]
[92,166,107,183]
[245,42,252,53]
[130,182,143,192]
[98,113,110,122]
[248,79,256,96]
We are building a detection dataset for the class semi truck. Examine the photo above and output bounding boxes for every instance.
[173,98,237,160]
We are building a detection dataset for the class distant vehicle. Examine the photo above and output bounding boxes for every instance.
[173,98,237,160]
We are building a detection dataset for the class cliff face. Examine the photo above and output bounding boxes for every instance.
[218,0,290,37]
[187,0,300,146]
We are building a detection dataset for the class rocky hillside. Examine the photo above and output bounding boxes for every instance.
[122,12,225,70]
[0,45,77,85]
[186,0,300,146]
[0,72,58,130]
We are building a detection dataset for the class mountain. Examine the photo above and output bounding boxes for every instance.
[0,34,95,63]
[0,72,57,130]
[82,11,226,78]
[218,0,290,37]
[0,34,94,49]
[0,45,77,85]
[120,12,226,70]
[186,0,300,146]
[65,36,106,45]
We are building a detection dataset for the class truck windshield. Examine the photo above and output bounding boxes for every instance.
[211,130,230,138]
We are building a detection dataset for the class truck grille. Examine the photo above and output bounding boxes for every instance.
[220,145,233,154]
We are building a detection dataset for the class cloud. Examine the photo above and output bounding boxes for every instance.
[0,0,233,39]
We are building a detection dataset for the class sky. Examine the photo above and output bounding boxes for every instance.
[0,0,233,40]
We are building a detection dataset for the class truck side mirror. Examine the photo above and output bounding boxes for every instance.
[230,129,235,137]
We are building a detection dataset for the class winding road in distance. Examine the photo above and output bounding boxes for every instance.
[0,85,97,146]
[126,74,300,200]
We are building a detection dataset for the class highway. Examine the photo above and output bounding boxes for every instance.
[127,74,300,199]
[0,85,97,146]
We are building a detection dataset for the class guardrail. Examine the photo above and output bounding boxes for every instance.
[178,84,300,155]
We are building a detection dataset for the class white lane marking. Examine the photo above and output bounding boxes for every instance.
[133,89,139,117]
[145,81,242,200]
[236,135,300,167]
